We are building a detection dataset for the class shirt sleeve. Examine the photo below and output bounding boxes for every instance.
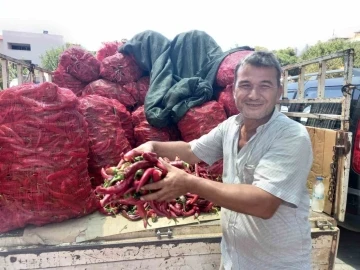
[252,129,313,207]
[189,122,225,166]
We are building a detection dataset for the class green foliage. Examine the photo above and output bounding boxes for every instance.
[254,46,269,52]
[273,47,298,67]
[300,39,360,74]
[40,43,82,71]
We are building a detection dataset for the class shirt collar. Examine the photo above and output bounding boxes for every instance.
[234,108,281,132]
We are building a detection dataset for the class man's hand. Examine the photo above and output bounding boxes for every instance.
[132,141,154,154]
[140,158,191,202]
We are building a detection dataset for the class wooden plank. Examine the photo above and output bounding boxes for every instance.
[282,49,353,70]
[318,61,326,98]
[17,64,23,85]
[1,241,221,269]
[39,71,44,83]
[335,132,352,222]
[311,228,339,270]
[0,53,51,74]
[284,112,344,121]
[9,254,222,270]
[1,59,8,89]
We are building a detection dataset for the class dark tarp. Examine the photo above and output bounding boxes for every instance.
[119,30,253,128]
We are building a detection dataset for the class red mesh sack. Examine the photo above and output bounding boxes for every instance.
[136,76,150,105]
[132,106,170,147]
[216,50,253,87]
[96,41,123,62]
[79,95,133,186]
[82,79,137,110]
[177,101,227,142]
[100,53,143,84]
[196,160,223,182]
[52,66,86,96]
[60,47,101,83]
[123,76,150,106]
[0,82,98,233]
[217,84,239,117]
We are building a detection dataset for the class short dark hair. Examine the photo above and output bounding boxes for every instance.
[234,51,282,87]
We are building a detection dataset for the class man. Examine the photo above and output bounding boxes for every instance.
[135,51,313,269]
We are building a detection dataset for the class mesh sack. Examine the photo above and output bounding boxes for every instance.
[82,79,137,111]
[100,53,143,84]
[96,41,124,62]
[216,50,253,87]
[0,82,98,233]
[79,95,133,186]
[60,47,101,83]
[177,101,227,142]
[217,84,239,117]
[131,106,170,147]
[123,76,149,107]
[52,66,86,96]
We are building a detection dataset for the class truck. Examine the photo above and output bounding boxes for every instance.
[0,49,357,270]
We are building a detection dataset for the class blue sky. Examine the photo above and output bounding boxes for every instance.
[1,0,360,53]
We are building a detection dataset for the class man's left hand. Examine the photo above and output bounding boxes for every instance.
[140,157,191,202]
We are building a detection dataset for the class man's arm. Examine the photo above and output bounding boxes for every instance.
[141,161,282,219]
[135,141,202,165]
[190,177,282,219]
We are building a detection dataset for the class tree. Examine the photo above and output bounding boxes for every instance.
[254,46,269,52]
[273,47,298,67]
[299,39,360,74]
[40,43,83,71]
[273,47,299,76]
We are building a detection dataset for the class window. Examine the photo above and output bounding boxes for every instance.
[8,43,31,51]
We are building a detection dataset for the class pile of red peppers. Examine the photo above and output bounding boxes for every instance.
[95,150,218,228]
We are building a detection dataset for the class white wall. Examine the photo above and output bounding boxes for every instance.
[1,30,64,65]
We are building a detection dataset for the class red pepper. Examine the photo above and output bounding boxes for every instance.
[175,203,182,210]
[124,186,136,195]
[194,163,200,177]
[169,209,178,218]
[95,180,129,195]
[99,206,119,216]
[124,160,153,179]
[142,152,158,163]
[155,160,168,177]
[169,203,183,216]
[100,194,114,207]
[121,210,141,221]
[101,167,112,180]
[136,167,155,192]
[182,206,198,217]
[116,158,125,168]
[135,202,148,228]
[105,166,119,175]
[186,193,199,205]
[123,149,143,162]
[169,161,189,169]
[152,169,163,182]
[117,197,140,205]
[202,202,214,213]
[159,202,171,218]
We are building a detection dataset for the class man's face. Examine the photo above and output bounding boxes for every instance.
[233,64,282,120]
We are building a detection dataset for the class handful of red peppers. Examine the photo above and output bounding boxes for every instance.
[95,149,219,228]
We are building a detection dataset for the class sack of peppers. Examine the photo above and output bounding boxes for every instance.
[95,149,219,228]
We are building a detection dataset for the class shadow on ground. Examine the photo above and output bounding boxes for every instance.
[335,227,360,270]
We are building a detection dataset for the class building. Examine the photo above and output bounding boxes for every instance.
[329,27,360,42]
[0,30,64,66]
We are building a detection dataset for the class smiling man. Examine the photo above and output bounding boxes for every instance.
[135,51,313,270]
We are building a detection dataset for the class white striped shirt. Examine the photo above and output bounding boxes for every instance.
[190,109,313,270]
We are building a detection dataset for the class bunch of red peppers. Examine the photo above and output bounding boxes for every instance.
[95,149,218,228]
